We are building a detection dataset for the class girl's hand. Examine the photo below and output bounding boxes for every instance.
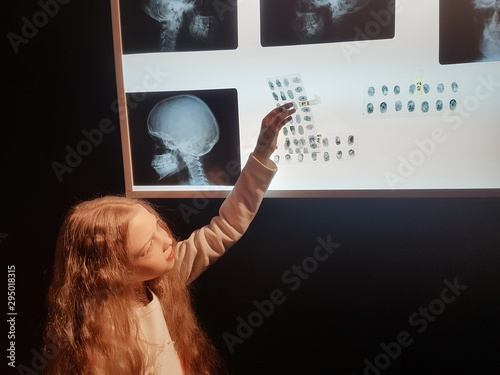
[253,103,296,164]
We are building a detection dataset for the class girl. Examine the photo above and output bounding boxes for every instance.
[44,104,295,375]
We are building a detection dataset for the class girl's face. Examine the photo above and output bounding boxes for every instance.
[128,205,175,281]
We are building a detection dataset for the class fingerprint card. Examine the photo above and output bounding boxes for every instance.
[362,78,462,119]
[267,73,357,164]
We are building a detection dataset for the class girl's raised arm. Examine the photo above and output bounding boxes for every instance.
[174,103,295,283]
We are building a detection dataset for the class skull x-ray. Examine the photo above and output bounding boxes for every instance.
[126,89,240,186]
[440,0,500,64]
[148,95,219,185]
[119,0,237,53]
[261,0,394,47]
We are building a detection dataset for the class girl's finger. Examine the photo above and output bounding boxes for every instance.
[266,103,295,126]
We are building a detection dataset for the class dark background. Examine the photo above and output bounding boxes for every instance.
[2,1,500,374]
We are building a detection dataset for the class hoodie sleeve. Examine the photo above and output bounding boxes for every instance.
[173,153,277,284]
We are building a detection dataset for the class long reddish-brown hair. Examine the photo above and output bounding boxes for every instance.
[44,196,222,374]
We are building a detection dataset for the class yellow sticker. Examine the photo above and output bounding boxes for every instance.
[416,75,423,96]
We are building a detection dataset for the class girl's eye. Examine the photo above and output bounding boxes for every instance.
[142,240,153,256]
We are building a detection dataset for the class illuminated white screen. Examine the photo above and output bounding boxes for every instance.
[111,0,500,197]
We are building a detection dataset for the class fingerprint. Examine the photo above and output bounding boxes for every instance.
[421,101,429,113]
[287,90,295,100]
[309,135,317,148]
[324,152,330,162]
[409,84,416,95]
[382,85,389,96]
[451,82,459,93]
[450,99,457,111]
[368,86,375,96]
[437,83,445,93]
[348,135,354,145]
[380,102,388,113]
[268,81,275,90]
[408,100,415,112]
[394,85,401,95]
[367,103,374,114]
[395,100,402,112]
[423,84,430,94]
[436,100,443,111]
[276,79,282,88]
[336,150,342,159]
[274,155,280,164]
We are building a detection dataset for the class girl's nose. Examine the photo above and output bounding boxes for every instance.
[161,235,172,252]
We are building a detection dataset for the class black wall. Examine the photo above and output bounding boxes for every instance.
[3,1,499,374]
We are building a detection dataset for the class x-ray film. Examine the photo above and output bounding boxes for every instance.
[127,89,240,187]
[440,0,500,64]
[119,0,238,54]
[261,0,395,47]
[362,78,462,118]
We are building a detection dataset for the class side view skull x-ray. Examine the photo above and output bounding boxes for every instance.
[142,0,220,52]
[473,0,500,61]
[147,95,219,185]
